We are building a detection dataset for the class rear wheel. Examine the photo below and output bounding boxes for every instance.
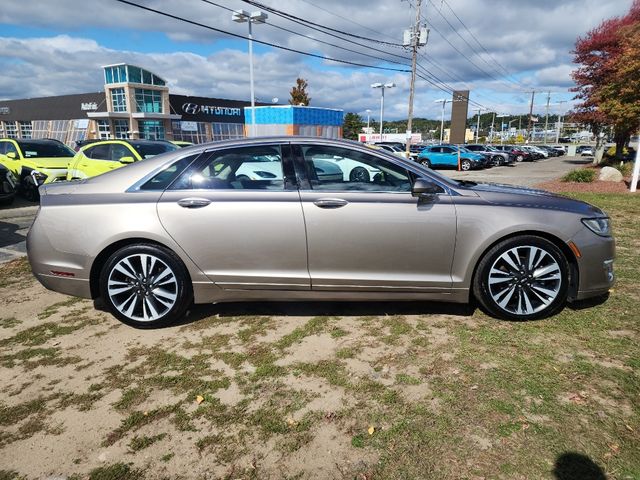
[99,244,193,328]
[516,154,524,162]
[349,167,370,182]
[460,159,472,171]
[492,155,503,166]
[473,235,569,321]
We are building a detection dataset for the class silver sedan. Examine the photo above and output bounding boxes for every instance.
[27,137,615,327]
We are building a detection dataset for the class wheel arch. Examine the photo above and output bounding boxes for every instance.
[89,237,193,300]
[469,230,580,302]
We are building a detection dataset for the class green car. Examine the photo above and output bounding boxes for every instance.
[0,138,74,201]
[67,139,178,181]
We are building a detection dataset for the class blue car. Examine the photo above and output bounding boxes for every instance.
[417,145,486,170]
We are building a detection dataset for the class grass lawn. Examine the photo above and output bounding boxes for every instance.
[0,192,638,479]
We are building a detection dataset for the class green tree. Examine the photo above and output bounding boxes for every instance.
[288,78,311,106]
[342,112,364,140]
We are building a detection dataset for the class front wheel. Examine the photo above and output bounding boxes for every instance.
[473,236,569,321]
[99,244,193,328]
[21,177,39,202]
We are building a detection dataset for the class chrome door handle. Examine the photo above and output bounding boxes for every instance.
[177,197,211,209]
[313,198,348,209]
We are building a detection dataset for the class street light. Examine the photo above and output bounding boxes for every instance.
[365,109,371,135]
[232,9,268,137]
[371,82,395,138]
[434,99,452,143]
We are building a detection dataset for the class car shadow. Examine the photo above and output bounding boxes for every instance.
[563,158,592,165]
[178,300,477,325]
[0,221,26,248]
[553,452,606,480]
[567,293,610,311]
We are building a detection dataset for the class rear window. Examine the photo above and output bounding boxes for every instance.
[17,141,75,158]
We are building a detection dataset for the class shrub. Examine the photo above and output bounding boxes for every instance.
[562,169,596,183]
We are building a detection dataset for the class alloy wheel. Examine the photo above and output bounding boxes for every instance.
[487,245,562,316]
[107,253,178,322]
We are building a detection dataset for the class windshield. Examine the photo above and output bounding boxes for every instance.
[131,142,178,159]
[17,141,75,158]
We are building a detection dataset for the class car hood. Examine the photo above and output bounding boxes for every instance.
[24,157,72,169]
[462,181,606,216]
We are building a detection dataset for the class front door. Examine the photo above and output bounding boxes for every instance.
[157,143,310,290]
[294,144,457,292]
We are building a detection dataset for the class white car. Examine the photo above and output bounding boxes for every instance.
[308,153,381,182]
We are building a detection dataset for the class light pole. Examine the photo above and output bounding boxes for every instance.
[496,114,507,144]
[434,99,452,144]
[555,100,568,143]
[475,108,484,143]
[232,9,268,137]
[366,109,371,135]
[371,82,395,139]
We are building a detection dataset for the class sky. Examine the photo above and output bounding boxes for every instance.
[0,0,633,120]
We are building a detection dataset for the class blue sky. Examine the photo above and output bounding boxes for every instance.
[0,0,633,120]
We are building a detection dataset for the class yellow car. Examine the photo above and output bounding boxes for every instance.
[67,140,178,180]
[171,140,194,148]
[0,138,73,201]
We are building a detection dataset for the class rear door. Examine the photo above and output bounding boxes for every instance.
[157,143,310,290]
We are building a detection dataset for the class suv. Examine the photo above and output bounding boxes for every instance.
[0,138,74,200]
[464,144,513,166]
[418,145,486,170]
[67,139,178,180]
[0,163,17,206]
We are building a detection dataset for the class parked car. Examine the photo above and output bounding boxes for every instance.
[464,144,512,166]
[490,145,533,162]
[0,138,74,201]
[67,139,178,180]
[171,141,195,148]
[418,145,486,170]
[577,145,594,156]
[520,146,545,160]
[0,163,17,206]
[375,143,407,158]
[27,137,615,327]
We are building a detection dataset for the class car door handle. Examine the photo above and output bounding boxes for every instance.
[177,197,211,209]
[313,198,348,209]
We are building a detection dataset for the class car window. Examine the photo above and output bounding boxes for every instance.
[131,142,178,159]
[301,145,411,192]
[86,144,110,160]
[4,142,19,156]
[441,147,454,153]
[111,144,133,161]
[0,142,6,155]
[16,141,74,158]
[170,145,284,190]
[139,154,200,191]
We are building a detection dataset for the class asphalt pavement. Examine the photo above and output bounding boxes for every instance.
[0,154,590,264]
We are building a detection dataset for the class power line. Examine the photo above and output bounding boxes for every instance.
[114,0,411,73]
[239,0,404,47]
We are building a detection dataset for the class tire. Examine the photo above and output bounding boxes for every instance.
[349,167,370,183]
[460,159,472,171]
[516,155,524,162]
[21,177,39,202]
[420,158,432,168]
[99,244,193,328]
[492,155,503,166]
[473,235,569,321]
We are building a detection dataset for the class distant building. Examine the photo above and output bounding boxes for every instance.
[0,64,343,147]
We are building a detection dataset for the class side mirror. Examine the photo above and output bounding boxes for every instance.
[119,156,135,164]
[412,178,442,197]
[6,152,17,159]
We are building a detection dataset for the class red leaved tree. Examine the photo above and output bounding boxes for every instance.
[570,0,640,160]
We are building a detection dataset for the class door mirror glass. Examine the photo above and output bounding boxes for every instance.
[412,178,443,197]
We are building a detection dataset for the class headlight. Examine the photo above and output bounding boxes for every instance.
[582,217,611,237]
[30,170,48,185]
[254,171,277,179]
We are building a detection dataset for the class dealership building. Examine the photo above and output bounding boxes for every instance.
[0,63,343,147]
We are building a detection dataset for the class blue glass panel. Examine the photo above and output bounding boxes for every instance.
[129,66,142,84]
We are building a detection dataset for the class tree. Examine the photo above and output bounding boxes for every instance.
[571,0,640,160]
[289,78,311,106]
[342,112,364,140]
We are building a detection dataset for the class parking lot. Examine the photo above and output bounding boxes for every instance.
[2,153,637,479]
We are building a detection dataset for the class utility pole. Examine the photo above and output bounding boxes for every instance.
[475,108,483,143]
[490,112,495,143]
[527,90,536,143]
[404,0,427,158]
[544,91,551,144]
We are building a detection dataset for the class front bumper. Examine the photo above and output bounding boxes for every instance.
[570,228,615,300]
